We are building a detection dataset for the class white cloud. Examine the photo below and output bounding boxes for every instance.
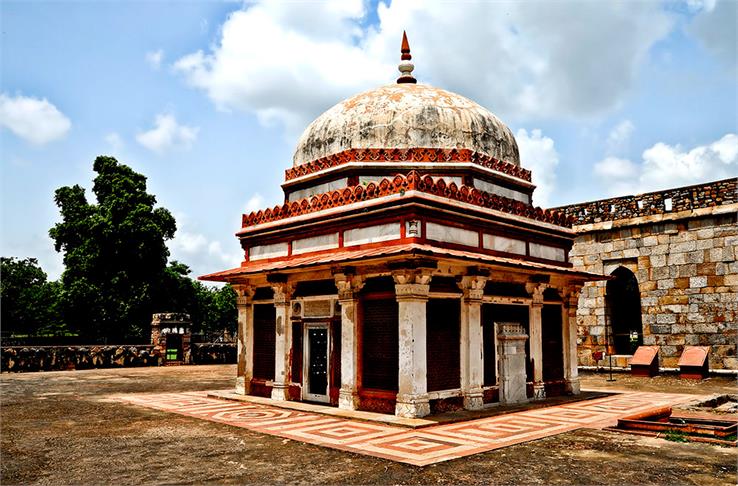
[146,49,164,70]
[104,132,124,151]
[594,133,738,196]
[174,1,674,138]
[136,113,199,154]
[687,0,736,69]
[606,120,635,154]
[245,193,265,213]
[0,93,71,145]
[516,128,559,208]
[168,215,243,278]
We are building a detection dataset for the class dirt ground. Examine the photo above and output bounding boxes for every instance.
[1,365,735,485]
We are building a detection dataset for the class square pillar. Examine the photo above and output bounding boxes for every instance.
[335,273,364,410]
[234,284,255,395]
[563,285,583,394]
[271,283,293,401]
[458,275,487,410]
[393,271,432,418]
[526,283,547,400]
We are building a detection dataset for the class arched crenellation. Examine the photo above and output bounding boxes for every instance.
[605,266,643,354]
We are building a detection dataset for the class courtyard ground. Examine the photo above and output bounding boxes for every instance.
[1,365,735,485]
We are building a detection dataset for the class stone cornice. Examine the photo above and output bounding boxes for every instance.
[284,148,532,183]
[243,171,571,229]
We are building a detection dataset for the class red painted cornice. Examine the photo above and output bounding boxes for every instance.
[243,171,571,229]
[284,148,532,183]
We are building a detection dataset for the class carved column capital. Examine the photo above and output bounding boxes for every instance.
[271,282,294,305]
[334,273,365,301]
[458,275,487,302]
[233,284,255,307]
[525,282,548,305]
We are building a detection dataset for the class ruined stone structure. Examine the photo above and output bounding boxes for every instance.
[557,178,737,370]
[201,34,602,418]
[151,313,192,364]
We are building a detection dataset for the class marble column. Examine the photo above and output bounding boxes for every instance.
[393,271,432,418]
[458,275,487,410]
[234,284,255,395]
[562,285,583,394]
[271,283,293,401]
[335,273,364,410]
[526,282,547,400]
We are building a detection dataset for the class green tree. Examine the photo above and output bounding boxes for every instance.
[49,156,176,342]
[0,257,63,336]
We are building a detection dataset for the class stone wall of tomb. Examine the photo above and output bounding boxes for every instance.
[557,179,738,370]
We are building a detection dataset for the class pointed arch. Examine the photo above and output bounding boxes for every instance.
[606,266,643,354]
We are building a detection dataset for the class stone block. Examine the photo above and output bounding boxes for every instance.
[658,279,675,290]
[656,314,677,324]
[724,274,738,287]
[670,241,696,253]
[623,248,639,258]
[651,324,672,333]
[666,335,686,346]
[696,228,715,239]
[662,357,679,368]
[674,277,690,289]
[685,334,700,345]
[686,251,704,264]
[667,253,686,265]
[660,345,677,357]
[651,244,670,255]
[694,323,718,334]
[690,276,708,288]
[678,264,697,278]
[643,235,658,247]
[695,239,713,250]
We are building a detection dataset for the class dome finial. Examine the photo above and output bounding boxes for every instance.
[397,31,417,84]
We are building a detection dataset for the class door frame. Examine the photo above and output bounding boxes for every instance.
[302,322,331,403]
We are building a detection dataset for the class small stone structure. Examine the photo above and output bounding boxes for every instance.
[497,323,529,405]
[151,313,192,364]
[557,178,737,370]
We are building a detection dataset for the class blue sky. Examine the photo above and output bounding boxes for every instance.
[1,0,736,281]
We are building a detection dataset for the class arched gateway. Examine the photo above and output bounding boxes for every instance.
[606,267,644,354]
[200,33,604,418]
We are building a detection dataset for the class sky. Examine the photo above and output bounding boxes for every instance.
[1,0,736,282]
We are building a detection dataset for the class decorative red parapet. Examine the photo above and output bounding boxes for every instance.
[284,148,533,183]
[242,171,571,229]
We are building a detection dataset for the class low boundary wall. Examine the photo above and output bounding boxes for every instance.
[1,343,236,372]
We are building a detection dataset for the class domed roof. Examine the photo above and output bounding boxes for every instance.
[292,83,520,168]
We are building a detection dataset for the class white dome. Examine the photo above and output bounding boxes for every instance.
[292,83,520,167]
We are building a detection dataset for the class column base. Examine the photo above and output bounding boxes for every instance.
[235,375,251,395]
[463,390,485,410]
[338,389,360,410]
[566,377,581,395]
[533,383,546,401]
[395,394,430,418]
[270,383,290,401]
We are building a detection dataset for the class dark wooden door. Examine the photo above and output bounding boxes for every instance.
[426,299,461,392]
[361,298,398,391]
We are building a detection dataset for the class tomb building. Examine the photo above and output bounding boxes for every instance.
[201,34,603,418]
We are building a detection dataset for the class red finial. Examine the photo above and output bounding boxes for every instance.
[401,31,411,60]
[397,31,416,84]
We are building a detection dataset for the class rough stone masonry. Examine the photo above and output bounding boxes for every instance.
[557,178,737,370]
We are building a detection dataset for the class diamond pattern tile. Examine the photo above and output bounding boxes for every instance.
[115,390,693,466]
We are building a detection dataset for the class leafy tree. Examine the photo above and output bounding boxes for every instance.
[49,156,176,342]
[0,257,63,336]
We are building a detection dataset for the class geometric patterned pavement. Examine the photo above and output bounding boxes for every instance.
[116,391,694,466]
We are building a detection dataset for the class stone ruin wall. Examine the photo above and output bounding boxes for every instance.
[557,178,738,370]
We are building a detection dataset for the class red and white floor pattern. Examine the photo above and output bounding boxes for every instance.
[117,391,693,466]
